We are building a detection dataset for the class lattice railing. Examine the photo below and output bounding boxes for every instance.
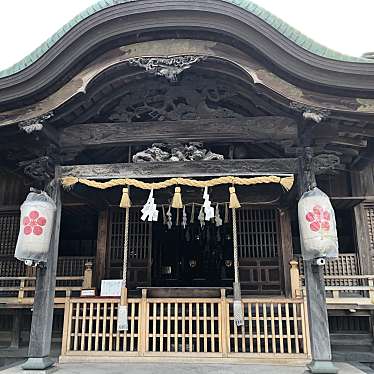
[146,298,221,354]
[61,291,309,358]
[63,298,141,354]
[297,254,360,287]
[57,257,95,277]
[0,276,87,303]
[0,262,93,304]
[290,260,374,303]
[297,254,358,277]
[227,299,307,355]
[0,256,95,278]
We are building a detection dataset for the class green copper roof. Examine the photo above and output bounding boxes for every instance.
[1,0,373,78]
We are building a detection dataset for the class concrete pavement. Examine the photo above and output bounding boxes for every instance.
[0,362,367,374]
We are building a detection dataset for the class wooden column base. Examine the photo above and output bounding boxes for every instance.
[307,360,338,374]
[21,357,56,371]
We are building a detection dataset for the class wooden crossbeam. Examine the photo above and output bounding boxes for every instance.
[59,159,298,180]
[59,117,298,149]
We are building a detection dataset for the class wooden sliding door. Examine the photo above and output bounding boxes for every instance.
[108,208,152,288]
[237,207,282,294]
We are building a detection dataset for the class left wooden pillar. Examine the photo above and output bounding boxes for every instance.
[95,209,109,288]
[279,208,293,297]
[22,167,62,370]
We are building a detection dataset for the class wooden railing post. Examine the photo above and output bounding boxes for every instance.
[290,260,302,299]
[220,288,229,357]
[139,289,148,356]
[368,276,374,303]
[61,297,72,356]
[83,262,93,289]
[18,279,25,303]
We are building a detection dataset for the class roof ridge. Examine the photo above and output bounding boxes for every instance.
[0,0,373,78]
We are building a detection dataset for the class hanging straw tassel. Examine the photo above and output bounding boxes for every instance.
[229,186,241,209]
[172,187,183,209]
[119,188,132,208]
[280,176,294,192]
[61,176,79,189]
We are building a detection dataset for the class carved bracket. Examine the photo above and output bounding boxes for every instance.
[290,102,330,123]
[313,153,341,172]
[18,112,54,134]
[128,56,207,81]
[18,145,60,183]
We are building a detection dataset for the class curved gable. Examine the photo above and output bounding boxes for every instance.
[0,0,372,80]
[1,0,374,110]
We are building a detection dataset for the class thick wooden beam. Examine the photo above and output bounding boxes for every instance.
[59,117,297,148]
[60,159,298,179]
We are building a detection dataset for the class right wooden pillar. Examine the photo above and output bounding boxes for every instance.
[351,167,374,275]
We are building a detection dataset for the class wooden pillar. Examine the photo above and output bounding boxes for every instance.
[10,310,22,349]
[351,168,374,275]
[95,209,109,287]
[298,147,337,374]
[279,208,293,297]
[22,167,62,370]
[290,260,302,299]
[83,262,93,289]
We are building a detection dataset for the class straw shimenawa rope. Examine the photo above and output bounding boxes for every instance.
[61,175,294,191]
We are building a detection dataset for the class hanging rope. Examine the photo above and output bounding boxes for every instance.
[118,206,130,331]
[232,208,239,285]
[122,207,130,288]
[61,175,294,191]
[232,208,244,327]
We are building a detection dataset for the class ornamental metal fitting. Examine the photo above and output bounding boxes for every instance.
[128,55,207,82]
[18,112,54,134]
[289,102,330,123]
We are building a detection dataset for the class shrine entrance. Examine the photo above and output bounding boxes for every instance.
[152,207,234,288]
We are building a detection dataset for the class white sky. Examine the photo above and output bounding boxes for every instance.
[0,0,373,71]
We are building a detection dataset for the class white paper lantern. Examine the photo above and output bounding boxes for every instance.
[298,187,338,260]
[15,192,56,265]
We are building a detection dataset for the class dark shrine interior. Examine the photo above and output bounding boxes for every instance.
[152,208,234,288]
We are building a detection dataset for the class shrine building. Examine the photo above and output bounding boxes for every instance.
[0,0,374,367]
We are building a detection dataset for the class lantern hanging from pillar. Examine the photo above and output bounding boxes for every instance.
[15,191,57,265]
[298,187,338,260]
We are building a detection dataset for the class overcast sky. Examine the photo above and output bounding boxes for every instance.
[0,0,373,71]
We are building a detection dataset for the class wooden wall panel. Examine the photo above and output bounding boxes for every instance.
[0,169,29,207]
[0,213,20,256]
